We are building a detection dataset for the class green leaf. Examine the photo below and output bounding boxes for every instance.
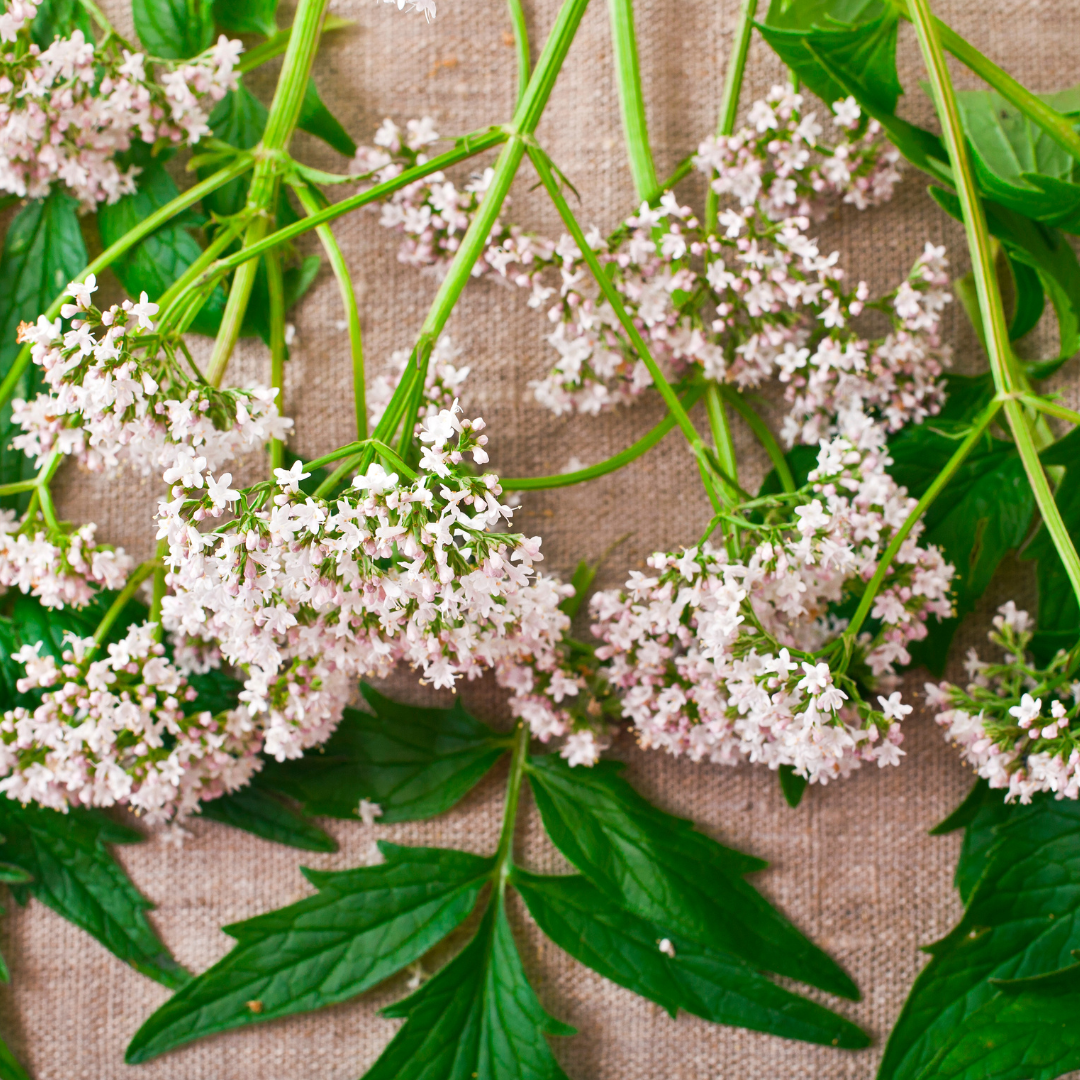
[126,842,493,1063]
[886,421,1035,674]
[779,764,809,808]
[196,786,336,852]
[524,755,859,1000]
[915,960,1080,1080]
[133,0,214,59]
[256,683,510,822]
[297,77,357,158]
[240,254,321,344]
[0,191,86,500]
[513,870,869,1049]
[879,797,1080,1080]
[362,894,574,1080]
[930,780,1014,905]
[200,85,268,219]
[31,0,92,45]
[212,0,277,36]
[1003,254,1045,341]
[0,800,188,989]
[558,559,597,619]
[0,1034,29,1080]
[937,372,997,423]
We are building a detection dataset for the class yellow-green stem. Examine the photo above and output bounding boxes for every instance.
[266,247,287,473]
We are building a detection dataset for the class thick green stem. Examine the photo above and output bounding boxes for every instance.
[0,159,253,410]
[529,145,711,473]
[705,0,757,233]
[503,386,704,489]
[236,15,352,75]
[1023,393,1080,428]
[704,383,738,504]
[292,183,367,439]
[205,0,331,387]
[896,4,1080,165]
[266,247,287,474]
[495,722,530,888]
[909,0,1080,613]
[506,0,531,110]
[156,216,248,328]
[719,385,795,493]
[608,0,658,203]
[845,397,1003,642]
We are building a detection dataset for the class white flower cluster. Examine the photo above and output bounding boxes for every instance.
[587,415,953,784]
[367,333,470,430]
[0,18,241,205]
[928,602,1080,803]
[0,510,132,608]
[0,623,260,821]
[12,276,291,476]
[0,0,35,42]
[157,403,577,767]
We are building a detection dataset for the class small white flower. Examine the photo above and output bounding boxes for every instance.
[358,798,384,826]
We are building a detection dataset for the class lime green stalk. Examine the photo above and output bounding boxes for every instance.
[266,247,288,474]
[506,0,531,110]
[608,0,659,203]
[909,0,1080,610]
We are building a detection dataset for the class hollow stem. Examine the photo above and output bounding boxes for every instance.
[705,382,738,503]
[236,15,352,75]
[719,385,794,492]
[495,722,530,889]
[506,0,531,110]
[292,182,367,439]
[608,0,658,203]
[266,246,287,474]
[1022,393,1080,428]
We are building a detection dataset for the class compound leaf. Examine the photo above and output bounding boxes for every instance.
[126,842,494,1062]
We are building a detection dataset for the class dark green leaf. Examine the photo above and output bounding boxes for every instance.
[212,0,277,36]
[200,85,268,219]
[0,863,32,885]
[879,797,1080,1080]
[1004,254,1045,341]
[915,960,1080,1080]
[363,894,574,1080]
[513,870,868,1048]
[930,780,1014,905]
[132,0,214,59]
[126,842,493,1063]
[31,0,92,45]
[1023,461,1080,649]
[196,786,336,852]
[559,559,597,619]
[779,764,808,808]
[524,755,859,1000]
[887,421,1035,673]
[257,683,510,822]
[937,372,996,423]
[0,1035,29,1080]
[0,191,86,500]
[0,800,188,989]
[756,443,818,503]
[297,77,357,158]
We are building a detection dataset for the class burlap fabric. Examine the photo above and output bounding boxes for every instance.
[3,0,1080,1076]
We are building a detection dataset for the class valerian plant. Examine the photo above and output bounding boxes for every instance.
[0,0,1076,1075]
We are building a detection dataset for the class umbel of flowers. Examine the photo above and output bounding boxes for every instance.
[928,602,1080,803]
[0,2,242,206]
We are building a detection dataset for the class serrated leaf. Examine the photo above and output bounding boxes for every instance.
[256,683,511,822]
[0,1035,29,1080]
[196,786,336,852]
[879,798,1080,1080]
[364,894,574,1080]
[97,143,226,337]
[915,960,1080,1080]
[930,780,1014,905]
[212,0,277,36]
[126,842,493,1062]
[513,870,869,1048]
[297,77,357,158]
[31,0,92,45]
[133,0,214,59]
[524,755,858,1000]
[886,421,1035,673]
[0,800,188,989]
[0,191,86,500]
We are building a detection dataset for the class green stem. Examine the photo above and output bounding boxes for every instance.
[846,397,1002,642]
[528,145,712,474]
[896,3,1080,165]
[313,451,366,499]
[91,560,157,650]
[495,722,530,888]
[1022,393,1080,428]
[704,383,738,504]
[909,0,1080,612]
[36,484,58,530]
[266,246,287,474]
[0,158,253,411]
[502,386,704,489]
[506,0,531,110]
[235,15,352,75]
[706,0,757,233]
[0,479,37,497]
[75,0,114,37]
[292,182,367,439]
[156,216,248,327]
[608,0,658,203]
[205,0,331,387]
[719,385,794,493]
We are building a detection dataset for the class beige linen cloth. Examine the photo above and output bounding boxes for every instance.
[3,0,1080,1076]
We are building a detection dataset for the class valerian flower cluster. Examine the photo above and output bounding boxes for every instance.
[0,3,241,205]
[928,602,1080,803]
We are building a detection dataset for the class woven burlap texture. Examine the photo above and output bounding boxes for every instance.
[4,0,1080,1077]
